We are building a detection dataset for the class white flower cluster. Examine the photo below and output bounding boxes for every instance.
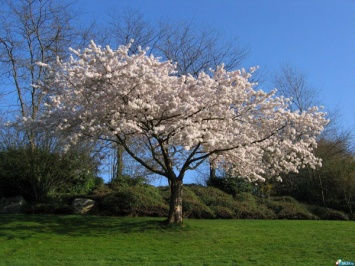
[37,41,328,181]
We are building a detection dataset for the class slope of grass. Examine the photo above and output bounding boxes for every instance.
[1,215,354,265]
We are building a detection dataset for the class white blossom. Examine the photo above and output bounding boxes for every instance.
[34,41,328,182]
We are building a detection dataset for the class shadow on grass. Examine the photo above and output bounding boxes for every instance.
[0,214,184,240]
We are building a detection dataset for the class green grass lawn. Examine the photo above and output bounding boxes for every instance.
[0,215,354,265]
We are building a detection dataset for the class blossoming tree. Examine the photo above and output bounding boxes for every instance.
[37,41,327,224]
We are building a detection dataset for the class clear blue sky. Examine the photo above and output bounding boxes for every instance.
[78,0,355,184]
[80,0,355,129]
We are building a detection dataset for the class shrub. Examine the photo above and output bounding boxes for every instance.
[108,175,146,189]
[157,186,215,219]
[310,206,349,221]
[266,197,317,220]
[271,196,299,204]
[209,206,236,219]
[0,146,100,201]
[91,183,114,197]
[182,187,215,219]
[26,202,73,215]
[189,185,238,210]
[189,186,275,219]
[99,185,168,217]
[207,176,253,196]
[235,192,276,219]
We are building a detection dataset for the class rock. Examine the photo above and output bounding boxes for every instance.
[0,196,27,214]
[71,198,96,214]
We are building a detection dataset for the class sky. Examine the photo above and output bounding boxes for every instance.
[78,0,355,128]
[75,0,355,184]
[1,0,353,184]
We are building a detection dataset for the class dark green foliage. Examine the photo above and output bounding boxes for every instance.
[158,186,215,219]
[59,184,355,220]
[188,185,239,211]
[185,186,275,219]
[181,186,215,219]
[99,185,169,217]
[265,197,317,220]
[310,206,349,221]
[90,183,114,197]
[25,202,73,215]
[1,169,350,220]
[209,206,236,219]
[272,138,355,214]
[108,175,146,189]
[206,176,253,196]
[234,192,276,219]
[0,146,100,201]
[187,186,237,218]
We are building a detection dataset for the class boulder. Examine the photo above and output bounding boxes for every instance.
[71,198,96,214]
[0,196,27,214]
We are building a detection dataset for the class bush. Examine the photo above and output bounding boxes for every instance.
[189,185,244,218]
[99,185,168,217]
[108,175,146,189]
[310,206,349,221]
[181,186,276,219]
[182,187,215,219]
[91,183,114,197]
[157,186,215,219]
[189,185,238,210]
[26,202,73,215]
[188,186,276,219]
[207,176,253,196]
[235,192,276,219]
[209,206,235,219]
[0,146,100,201]
[271,196,299,204]
[266,197,317,220]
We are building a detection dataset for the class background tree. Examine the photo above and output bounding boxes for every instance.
[272,64,355,213]
[272,64,322,200]
[0,0,103,201]
[275,132,355,213]
[0,145,100,201]
[34,42,327,223]
[0,0,93,148]
[274,63,320,112]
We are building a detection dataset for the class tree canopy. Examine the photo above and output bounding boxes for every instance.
[30,41,327,223]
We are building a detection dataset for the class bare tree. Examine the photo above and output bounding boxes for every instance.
[107,8,248,74]
[107,8,162,55]
[274,63,320,112]
[157,19,247,76]
[0,0,93,149]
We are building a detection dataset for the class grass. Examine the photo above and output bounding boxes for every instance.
[0,215,354,265]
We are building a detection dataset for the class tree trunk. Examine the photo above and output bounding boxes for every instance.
[209,165,216,179]
[167,179,183,224]
[318,174,326,207]
[116,144,124,179]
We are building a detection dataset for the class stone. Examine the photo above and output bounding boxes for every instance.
[71,198,96,214]
[0,196,27,214]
